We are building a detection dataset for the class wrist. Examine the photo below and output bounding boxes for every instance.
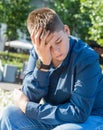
[20,101,28,113]
[36,59,51,70]
[39,57,51,65]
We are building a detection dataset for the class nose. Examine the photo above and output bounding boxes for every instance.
[55,46,59,52]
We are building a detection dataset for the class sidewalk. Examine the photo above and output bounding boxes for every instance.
[0,82,21,91]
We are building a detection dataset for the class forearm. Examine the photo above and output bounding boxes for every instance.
[13,89,29,113]
[24,96,94,125]
[22,67,50,102]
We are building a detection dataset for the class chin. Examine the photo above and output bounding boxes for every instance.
[56,57,65,62]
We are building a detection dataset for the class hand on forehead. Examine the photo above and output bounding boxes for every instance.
[31,26,63,45]
[45,31,63,45]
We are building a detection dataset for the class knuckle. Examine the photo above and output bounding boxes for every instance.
[35,34,39,39]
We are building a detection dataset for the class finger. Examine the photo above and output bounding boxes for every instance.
[14,89,22,97]
[41,30,50,47]
[40,29,46,40]
[35,27,43,46]
[18,86,22,90]
[47,32,59,47]
[45,32,54,45]
[31,27,36,44]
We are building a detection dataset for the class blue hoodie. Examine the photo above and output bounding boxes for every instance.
[22,36,103,125]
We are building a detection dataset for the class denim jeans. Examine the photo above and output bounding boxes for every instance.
[0,105,103,130]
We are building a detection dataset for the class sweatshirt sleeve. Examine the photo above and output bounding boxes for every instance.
[25,57,101,125]
[22,48,50,102]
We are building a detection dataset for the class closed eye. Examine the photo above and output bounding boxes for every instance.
[56,37,62,44]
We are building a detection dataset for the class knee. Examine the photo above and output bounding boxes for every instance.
[1,105,20,121]
[0,105,21,130]
[53,123,83,130]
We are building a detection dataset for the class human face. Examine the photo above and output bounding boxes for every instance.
[50,26,70,67]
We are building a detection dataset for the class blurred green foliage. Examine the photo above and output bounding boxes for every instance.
[80,0,103,46]
[0,51,29,70]
[0,0,32,40]
[0,0,103,47]
[50,0,103,46]
[50,0,91,41]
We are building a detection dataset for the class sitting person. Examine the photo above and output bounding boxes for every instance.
[0,7,103,130]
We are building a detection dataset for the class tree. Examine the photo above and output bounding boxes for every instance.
[50,0,103,46]
[50,0,92,41]
[80,0,103,46]
[0,0,32,41]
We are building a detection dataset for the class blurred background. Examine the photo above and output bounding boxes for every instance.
[0,0,103,83]
[0,0,103,116]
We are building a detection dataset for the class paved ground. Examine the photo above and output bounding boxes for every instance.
[0,82,21,91]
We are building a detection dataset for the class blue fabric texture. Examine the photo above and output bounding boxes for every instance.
[1,36,103,130]
[21,36,103,125]
[1,105,103,130]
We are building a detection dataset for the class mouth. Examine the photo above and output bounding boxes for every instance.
[56,54,63,58]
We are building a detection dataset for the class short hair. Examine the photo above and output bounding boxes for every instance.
[27,7,64,34]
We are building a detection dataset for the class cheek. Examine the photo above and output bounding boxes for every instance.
[61,43,66,51]
[62,42,69,54]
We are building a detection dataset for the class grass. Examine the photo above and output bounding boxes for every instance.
[0,51,29,71]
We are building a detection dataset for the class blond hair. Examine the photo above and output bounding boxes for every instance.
[27,7,64,34]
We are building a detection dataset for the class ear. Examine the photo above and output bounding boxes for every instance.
[64,25,70,35]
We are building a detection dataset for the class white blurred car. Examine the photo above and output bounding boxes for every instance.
[5,39,33,53]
